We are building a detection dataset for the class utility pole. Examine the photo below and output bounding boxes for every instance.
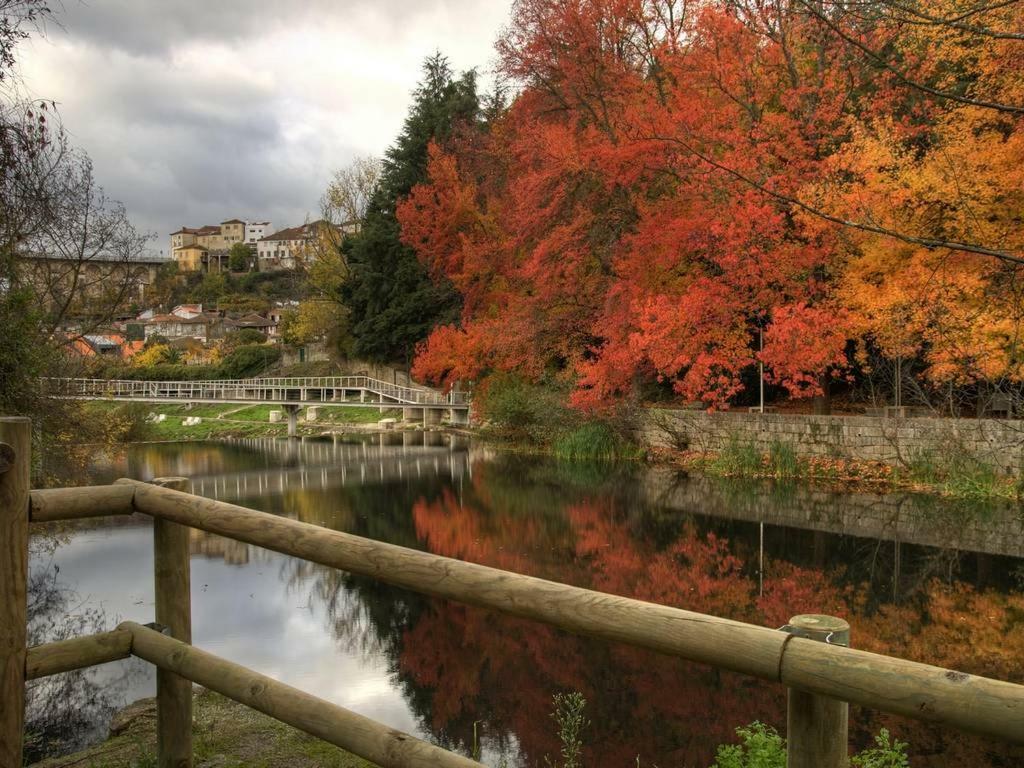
[895,355,902,409]
[758,326,765,413]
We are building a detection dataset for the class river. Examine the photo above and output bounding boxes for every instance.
[27,434,1024,766]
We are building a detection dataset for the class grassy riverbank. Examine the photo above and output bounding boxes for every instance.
[85,402,403,441]
[470,376,1022,502]
[30,690,375,768]
[666,438,1024,502]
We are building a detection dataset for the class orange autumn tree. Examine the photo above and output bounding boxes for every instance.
[398,0,1024,410]
[796,0,1024,396]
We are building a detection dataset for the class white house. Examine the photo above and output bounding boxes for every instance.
[256,220,339,271]
[245,221,271,245]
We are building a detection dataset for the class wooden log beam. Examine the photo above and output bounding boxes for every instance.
[0,417,30,766]
[119,622,482,768]
[121,479,788,681]
[29,484,136,522]
[26,629,133,680]
[780,638,1024,743]
[122,479,1024,744]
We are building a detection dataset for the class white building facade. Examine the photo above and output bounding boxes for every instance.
[245,221,271,245]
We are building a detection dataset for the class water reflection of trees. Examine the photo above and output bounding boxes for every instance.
[281,456,1024,767]
[25,538,144,763]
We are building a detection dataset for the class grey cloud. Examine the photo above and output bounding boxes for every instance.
[49,0,496,56]
[22,0,511,250]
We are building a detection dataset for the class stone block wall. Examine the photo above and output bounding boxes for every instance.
[639,409,1024,474]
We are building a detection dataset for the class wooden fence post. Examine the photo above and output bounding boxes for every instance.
[0,418,30,766]
[786,614,851,768]
[153,476,193,768]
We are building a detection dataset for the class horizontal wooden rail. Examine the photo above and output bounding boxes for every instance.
[120,479,788,679]
[120,621,482,768]
[120,479,1024,744]
[26,629,133,680]
[29,485,136,522]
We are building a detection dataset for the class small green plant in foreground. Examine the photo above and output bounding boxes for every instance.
[851,729,910,768]
[710,722,786,768]
[545,691,589,768]
[710,722,910,768]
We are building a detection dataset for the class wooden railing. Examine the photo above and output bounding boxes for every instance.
[2,416,1023,768]
[47,376,472,407]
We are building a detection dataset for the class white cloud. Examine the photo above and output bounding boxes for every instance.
[17,0,512,251]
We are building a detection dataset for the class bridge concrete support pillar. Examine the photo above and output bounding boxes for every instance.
[360,390,366,403]
[403,407,424,423]
[449,408,469,426]
[423,408,442,428]
[284,404,300,438]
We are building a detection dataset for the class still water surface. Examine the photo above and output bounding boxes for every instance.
[30,434,1024,766]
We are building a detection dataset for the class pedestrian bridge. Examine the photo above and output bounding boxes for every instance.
[50,376,471,431]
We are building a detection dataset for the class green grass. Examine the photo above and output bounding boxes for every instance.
[551,422,645,461]
[767,440,799,479]
[31,690,376,768]
[688,435,1020,502]
[708,434,764,476]
[85,402,405,442]
[901,448,1012,500]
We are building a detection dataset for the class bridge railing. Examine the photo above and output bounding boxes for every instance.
[3,417,1022,768]
[47,376,471,407]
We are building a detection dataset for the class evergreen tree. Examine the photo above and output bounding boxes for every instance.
[342,53,479,366]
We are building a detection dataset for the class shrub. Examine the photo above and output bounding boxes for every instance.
[545,692,588,768]
[851,729,910,768]
[767,440,800,479]
[122,364,211,381]
[552,422,644,461]
[132,343,179,368]
[711,435,764,476]
[224,328,268,349]
[475,373,571,442]
[216,344,281,379]
[711,723,911,768]
[905,447,1003,499]
[710,722,786,768]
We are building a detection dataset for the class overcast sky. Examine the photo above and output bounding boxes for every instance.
[17,0,512,256]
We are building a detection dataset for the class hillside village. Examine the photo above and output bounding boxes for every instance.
[68,217,357,369]
[168,217,356,273]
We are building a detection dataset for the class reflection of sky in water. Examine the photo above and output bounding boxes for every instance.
[42,524,424,739]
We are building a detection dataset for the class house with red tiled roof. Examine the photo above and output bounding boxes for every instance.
[69,334,143,360]
[169,218,267,272]
[256,220,342,271]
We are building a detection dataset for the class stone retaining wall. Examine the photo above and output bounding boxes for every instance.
[639,409,1024,474]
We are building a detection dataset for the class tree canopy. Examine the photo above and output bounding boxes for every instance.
[342,53,481,366]
[396,0,1024,412]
